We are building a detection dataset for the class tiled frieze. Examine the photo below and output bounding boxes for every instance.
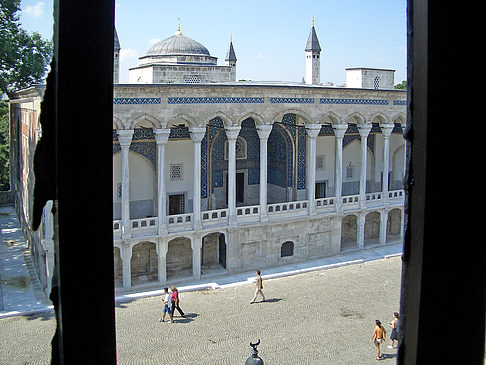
[113,97,161,105]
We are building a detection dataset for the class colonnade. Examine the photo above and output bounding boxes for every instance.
[115,121,402,239]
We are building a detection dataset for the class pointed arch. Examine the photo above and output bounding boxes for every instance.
[203,112,234,128]
[271,108,312,126]
[166,113,198,129]
[130,114,162,129]
[236,112,265,126]
[319,111,344,126]
[370,112,389,125]
[392,112,406,125]
[345,112,367,125]
[113,117,123,130]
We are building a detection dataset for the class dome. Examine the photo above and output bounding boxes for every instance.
[147,31,210,57]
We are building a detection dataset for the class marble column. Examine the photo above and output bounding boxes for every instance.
[358,123,372,208]
[256,125,272,222]
[380,210,388,245]
[117,129,134,239]
[121,241,132,289]
[156,238,168,284]
[357,212,366,249]
[154,129,170,235]
[192,234,202,279]
[306,124,321,215]
[225,126,241,226]
[190,127,206,230]
[380,123,394,204]
[333,124,347,213]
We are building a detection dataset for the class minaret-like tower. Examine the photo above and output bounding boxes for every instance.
[225,34,237,81]
[114,28,121,84]
[305,17,321,85]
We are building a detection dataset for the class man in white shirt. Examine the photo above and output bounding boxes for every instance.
[159,287,174,323]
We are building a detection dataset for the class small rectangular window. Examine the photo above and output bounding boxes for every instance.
[170,163,184,181]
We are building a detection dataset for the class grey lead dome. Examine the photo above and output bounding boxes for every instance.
[147,33,210,56]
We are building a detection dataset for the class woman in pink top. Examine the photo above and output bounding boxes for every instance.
[170,286,185,317]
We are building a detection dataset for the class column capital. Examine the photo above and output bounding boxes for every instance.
[357,123,372,137]
[189,127,206,143]
[117,129,134,147]
[225,126,241,140]
[332,124,348,138]
[305,123,321,138]
[379,123,395,138]
[256,124,272,140]
[154,128,170,145]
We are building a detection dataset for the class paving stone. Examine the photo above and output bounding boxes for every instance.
[0,257,401,364]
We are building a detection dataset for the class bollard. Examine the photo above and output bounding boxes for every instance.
[245,339,264,365]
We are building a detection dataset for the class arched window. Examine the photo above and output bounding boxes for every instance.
[281,241,294,257]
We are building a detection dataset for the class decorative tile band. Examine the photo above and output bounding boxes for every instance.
[168,97,264,104]
[113,98,161,105]
[393,100,407,105]
[270,97,314,104]
[320,98,389,105]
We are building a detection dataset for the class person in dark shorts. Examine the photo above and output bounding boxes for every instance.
[388,312,400,349]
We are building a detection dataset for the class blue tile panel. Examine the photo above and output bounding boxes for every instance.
[168,97,265,104]
[270,97,314,104]
[320,98,389,105]
[113,98,161,104]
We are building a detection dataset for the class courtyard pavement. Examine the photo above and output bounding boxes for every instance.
[0,204,403,364]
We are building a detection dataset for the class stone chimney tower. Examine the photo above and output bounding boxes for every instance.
[305,18,321,85]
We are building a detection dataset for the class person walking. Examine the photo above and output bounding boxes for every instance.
[370,319,387,360]
[388,312,400,349]
[159,287,174,323]
[170,286,185,317]
[250,270,266,304]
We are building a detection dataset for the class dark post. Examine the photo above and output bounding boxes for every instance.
[51,0,117,363]
[400,1,484,364]
[245,340,264,365]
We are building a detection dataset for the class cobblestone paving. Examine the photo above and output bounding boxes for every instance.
[0,257,401,364]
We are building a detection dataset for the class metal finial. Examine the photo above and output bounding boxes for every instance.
[312,17,315,27]
[175,18,182,35]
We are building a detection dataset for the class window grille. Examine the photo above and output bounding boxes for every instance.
[170,163,184,181]
[316,154,325,170]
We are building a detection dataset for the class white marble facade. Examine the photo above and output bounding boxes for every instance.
[112,84,406,289]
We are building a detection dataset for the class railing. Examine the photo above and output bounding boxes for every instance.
[316,197,335,210]
[167,213,193,233]
[131,217,157,236]
[267,200,309,219]
[114,190,405,239]
[236,205,260,223]
[202,208,228,226]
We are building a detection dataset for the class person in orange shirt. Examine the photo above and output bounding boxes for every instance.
[370,319,387,360]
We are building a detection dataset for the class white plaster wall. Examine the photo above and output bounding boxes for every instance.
[128,67,153,84]
[345,69,363,88]
[342,140,361,195]
[165,139,194,206]
[315,136,335,195]
[129,152,155,201]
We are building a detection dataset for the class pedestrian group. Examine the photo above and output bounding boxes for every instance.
[370,312,400,360]
[159,285,185,323]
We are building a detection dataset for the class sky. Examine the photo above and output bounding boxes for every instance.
[18,0,407,86]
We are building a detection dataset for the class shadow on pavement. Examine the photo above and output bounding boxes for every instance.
[172,312,198,324]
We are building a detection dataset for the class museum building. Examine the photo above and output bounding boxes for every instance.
[9,21,406,293]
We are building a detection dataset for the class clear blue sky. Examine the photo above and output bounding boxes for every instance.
[19,0,407,85]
